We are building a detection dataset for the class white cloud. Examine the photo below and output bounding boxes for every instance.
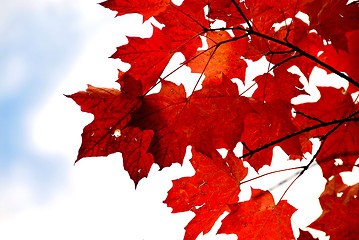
[0,163,37,218]
[0,151,195,240]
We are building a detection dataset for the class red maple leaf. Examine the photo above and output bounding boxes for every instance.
[187,74,254,155]
[66,85,156,186]
[107,1,209,94]
[164,149,248,240]
[241,100,303,171]
[111,28,176,94]
[66,85,142,161]
[155,0,208,60]
[309,175,359,239]
[252,67,305,103]
[218,188,297,240]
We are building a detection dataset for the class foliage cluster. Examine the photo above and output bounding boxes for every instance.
[68,0,359,239]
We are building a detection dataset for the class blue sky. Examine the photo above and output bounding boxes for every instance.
[0,0,81,196]
[0,0,96,203]
[1,1,358,240]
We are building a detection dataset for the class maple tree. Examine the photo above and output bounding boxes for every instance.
[67,0,359,239]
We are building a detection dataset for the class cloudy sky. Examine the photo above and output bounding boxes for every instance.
[1,1,358,240]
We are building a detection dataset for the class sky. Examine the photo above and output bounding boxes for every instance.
[0,1,358,240]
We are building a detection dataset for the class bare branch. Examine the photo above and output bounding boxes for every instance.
[239,112,359,160]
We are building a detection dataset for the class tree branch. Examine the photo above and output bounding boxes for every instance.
[294,111,325,124]
[207,25,359,88]
[249,29,359,88]
[230,0,253,31]
[238,112,359,160]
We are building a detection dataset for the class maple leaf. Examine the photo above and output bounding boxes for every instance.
[67,85,157,185]
[155,0,208,60]
[251,67,305,103]
[66,85,142,161]
[309,175,359,239]
[109,1,208,94]
[187,74,254,155]
[164,149,248,240]
[218,188,297,240]
[111,28,175,94]
[241,100,303,171]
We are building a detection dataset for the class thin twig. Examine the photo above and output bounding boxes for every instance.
[268,54,302,72]
[295,111,325,124]
[240,166,305,185]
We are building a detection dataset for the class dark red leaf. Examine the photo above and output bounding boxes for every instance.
[67,85,142,161]
[66,85,157,185]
